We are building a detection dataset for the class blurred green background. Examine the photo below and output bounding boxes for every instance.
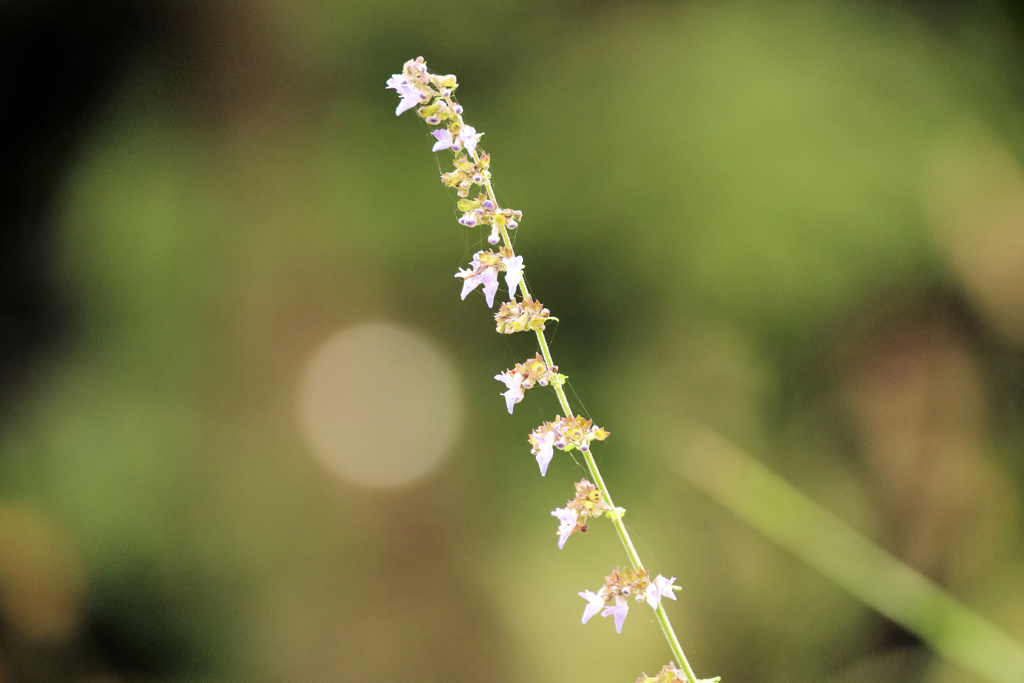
[4,1,1024,681]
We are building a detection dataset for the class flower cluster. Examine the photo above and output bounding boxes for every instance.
[494,353,562,414]
[495,297,552,334]
[457,194,523,245]
[385,57,438,116]
[455,247,522,308]
[528,416,610,476]
[579,568,678,634]
[442,153,489,198]
[387,57,524,246]
[551,479,613,549]
[637,666,721,683]
[635,665,689,683]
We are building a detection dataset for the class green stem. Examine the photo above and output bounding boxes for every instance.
[656,603,699,683]
[469,135,699,683]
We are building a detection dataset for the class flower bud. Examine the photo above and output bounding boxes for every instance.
[453,104,463,115]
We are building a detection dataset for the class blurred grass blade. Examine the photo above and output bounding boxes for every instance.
[671,428,1024,683]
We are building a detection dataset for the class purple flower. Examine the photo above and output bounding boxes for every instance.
[459,125,481,156]
[578,590,605,624]
[644,574,678,610]
[431,129,453,152]
[502,256,523,299]
[551,507,578,549]
[494,370,525,414]
[602,595,629,633]
[386,74,422,116]
[454,264,499,307]
[534,430,555,476]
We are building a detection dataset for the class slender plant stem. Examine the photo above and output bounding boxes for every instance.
[469,148,699,683]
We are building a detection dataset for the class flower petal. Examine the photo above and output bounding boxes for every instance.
[552,507,577,549]
[502,256,523,299]
[456,269,480,300]
[656,575,677,602]
[578,590,605,624]
[431,129,453,152]
[395,95,419,116]
[503,387,522,414]
[459,125,481,156]
[535,431,555,476]
[496,370,524,414]
[644,583,660,610]
[481,268,499,308]
[601,595,629,634]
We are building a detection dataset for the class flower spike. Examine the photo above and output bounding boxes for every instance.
[389,56,712,683]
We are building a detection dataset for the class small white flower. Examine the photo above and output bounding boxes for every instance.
[551,507,578,549]
[578,590,605,624]
[455,264,499,308]
[502,255,524,299]
[534,430,555,476]
[385,74,423,116]
[644,574,678,610]
[601,594,629,633]
[487,225,500,244]
[459,125,481,156]
[431,129,453,151]
[494,370,525,414]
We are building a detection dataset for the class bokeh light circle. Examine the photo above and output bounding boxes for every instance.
[297,323,462,488]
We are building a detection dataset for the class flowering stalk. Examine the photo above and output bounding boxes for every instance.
[388,58,717,683]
